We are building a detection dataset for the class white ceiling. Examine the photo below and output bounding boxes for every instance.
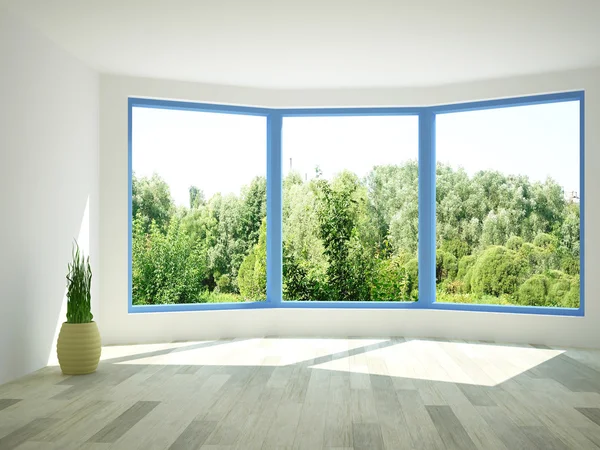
[3,0,600,89]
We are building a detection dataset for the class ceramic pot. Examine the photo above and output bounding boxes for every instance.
[57,322,101,375]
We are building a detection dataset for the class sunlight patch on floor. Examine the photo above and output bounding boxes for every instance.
[65,337,570,388]
[310,339,565,386]
[99,338,388,367]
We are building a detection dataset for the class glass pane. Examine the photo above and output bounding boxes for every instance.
[435,101,580,308]
[282,115,419,301]
[131,107,267,305]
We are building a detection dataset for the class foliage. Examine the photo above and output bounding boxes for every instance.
[313,172,372,300]
[132,214,207,304]
[132,173,174,232]
[506,236,524,251]
[517,274,549,306]
[238,219,267,300]
[66,241,93,323]
[282,175,328,300]
[189,186,205,209]
[371,255,416,301]
[471,246,525,296]
[436,250,458,283]
[131,161,580,309]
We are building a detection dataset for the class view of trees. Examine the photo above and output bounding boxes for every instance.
[132,162,579,308]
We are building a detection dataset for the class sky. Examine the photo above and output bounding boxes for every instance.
[132,101,580,208]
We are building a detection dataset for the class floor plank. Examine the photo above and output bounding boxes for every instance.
[1,338,600,450]
[87,401,159,443]
[426,405,477,450]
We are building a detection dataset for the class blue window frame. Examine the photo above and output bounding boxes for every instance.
[128,91,584,316]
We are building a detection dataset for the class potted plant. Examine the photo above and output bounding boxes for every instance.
[57,242,101,375]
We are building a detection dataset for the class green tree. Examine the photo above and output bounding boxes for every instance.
[471,246,524,297]
[282,172,328,300]
[371,255,415,301]
[365,162,418,253]
[313,172,372,300]
[239,176,267,252]
[131,160,580,308]
[132,173,174,232]
[132,213,207,305]
[189,186,205,209]
[518,274,549,306]
[238,219,267,300]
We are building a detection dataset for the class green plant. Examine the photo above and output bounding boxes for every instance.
[471,246,524,296]
[66,241,93,323]
[517,274,549,306]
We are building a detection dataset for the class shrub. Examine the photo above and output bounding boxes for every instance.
[547,277,571,307]
[405,258,419,299]
[519,242,536,257]
[371,256,410,301]
[471,246,525,296]
[533,233,558,250]
[518,241,557,275]
[436,250,458,283]
[457,255,476,279]
[132,216,207,304]
[238,219,267,300]
[457,255,476,293]
[440,239,470,260]
[566,277,580,308]
[544,270,579,308]
[441,279,465,295]
[517,274,549,306]
[506,235,524,251]
[215,274,233,293]
[557,246,580,276]
[463,268,474,293]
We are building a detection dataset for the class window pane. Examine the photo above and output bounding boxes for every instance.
[282,115,419,301]
[435,101,580,308]
[131,107,267,305]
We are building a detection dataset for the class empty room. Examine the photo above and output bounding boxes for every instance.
[1,1,600,449]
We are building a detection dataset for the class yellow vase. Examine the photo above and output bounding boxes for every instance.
[57,322,101,375]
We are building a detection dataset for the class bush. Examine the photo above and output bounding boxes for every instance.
[544,270,579,308]
[533,233,558,250]
[440,239,470,260]
[506,236,524,251]
[215,274,233,293]
[436,250,457,284]
[457,255,476,279]
[517,274,549,306]
[371,256,410,301]
[457,255,476,293]
[471,246,524,296]
[518,241,558,275]
[132,216,207,304]
[199,291,244,303]
[557,245,580,276]
[405,258,419,299]
[463,268,474,293]
[566,277,580,308]
[547,277,571,307]
[237,219,267,300]
[441,279,465,294]
[519,242,536,257]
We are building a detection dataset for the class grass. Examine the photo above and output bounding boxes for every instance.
[435,291,517,306]
[132,291,261,305]
[135,290,575,308]
[199,291,246,303]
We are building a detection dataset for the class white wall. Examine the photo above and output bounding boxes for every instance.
[0,9,99,385]
[99,68,599,349]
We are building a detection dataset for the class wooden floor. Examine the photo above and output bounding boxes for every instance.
[1,338,600,450]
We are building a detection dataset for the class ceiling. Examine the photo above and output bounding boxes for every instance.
[3,0,600,89]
